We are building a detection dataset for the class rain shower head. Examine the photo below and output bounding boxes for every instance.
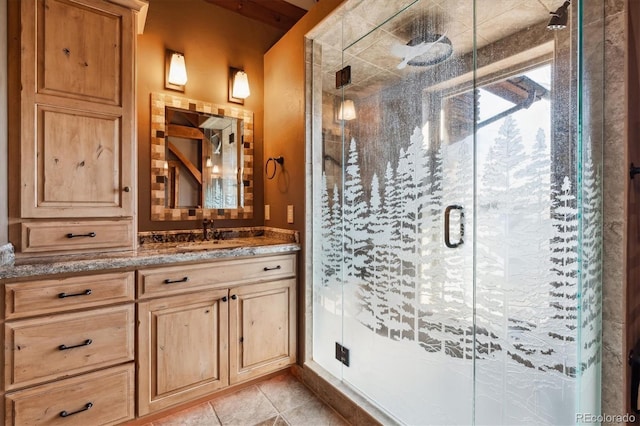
[547,1,570,30]
[392,33,453,69]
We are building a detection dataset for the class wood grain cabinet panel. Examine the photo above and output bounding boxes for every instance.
[137,254,296,299]
[21,220,133,254]
[4,304,134,390]
[36,107,124,214]
[230,279,296,384]
[19,0,135,220]
[38,0,122,104]
[5,364,134,426]
[5,272,134,319]
[137,290,229,415]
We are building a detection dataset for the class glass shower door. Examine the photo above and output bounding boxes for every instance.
[332,2,476,424]
[311,0,602,424]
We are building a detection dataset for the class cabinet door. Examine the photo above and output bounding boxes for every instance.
[229,279,296,384]
[19,0,135,218]
[137,290,229,415]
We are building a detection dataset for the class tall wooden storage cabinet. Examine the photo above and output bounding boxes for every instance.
[9,0,145,255]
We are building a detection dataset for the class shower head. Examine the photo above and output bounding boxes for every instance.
[547,1,570,30]
[392,33,453,69]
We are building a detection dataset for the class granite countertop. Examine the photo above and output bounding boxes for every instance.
[0,227,300,280]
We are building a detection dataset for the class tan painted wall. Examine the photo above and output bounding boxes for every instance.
[263,0,343,232]
[263,0,344,364]
[137,0,284,232]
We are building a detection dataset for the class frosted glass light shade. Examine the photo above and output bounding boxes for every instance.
[338,99,356,121]
[232,70,250,99]
[168,52,188,85]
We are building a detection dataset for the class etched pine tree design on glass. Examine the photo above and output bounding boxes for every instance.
[312,61,600,425]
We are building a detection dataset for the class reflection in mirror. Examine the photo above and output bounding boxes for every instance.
[150,92,253,221]
[165,108,242,209]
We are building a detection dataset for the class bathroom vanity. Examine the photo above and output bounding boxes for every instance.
[0,230,299,425]
[136,251,296,415]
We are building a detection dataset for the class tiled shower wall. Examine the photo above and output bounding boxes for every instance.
[604,0,628,421]
[625,0,640,421]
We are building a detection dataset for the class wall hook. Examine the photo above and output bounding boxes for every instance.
[266,156,284,180]
[631,163,640,180]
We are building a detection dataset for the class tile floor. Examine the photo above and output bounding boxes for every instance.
[143,372,350,426]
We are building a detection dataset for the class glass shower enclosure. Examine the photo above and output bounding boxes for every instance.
[308,1,603,424]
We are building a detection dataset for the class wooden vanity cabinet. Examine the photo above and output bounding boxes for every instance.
[137,254,297,415]
[9,0,146,255]
[3,271,136,425]
[137,289,229,415]
[229,278,297,384]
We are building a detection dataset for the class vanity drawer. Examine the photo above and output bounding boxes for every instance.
[5,272,134,319]
[137,254,296,298]
[5,363,134,426]
[21,219,134,253]
[5,305,134,390]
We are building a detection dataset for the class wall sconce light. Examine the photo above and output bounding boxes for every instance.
[205,157,213,168]
[229,67,250,104]
[338,99,357,121]
[165,50,187,92]
[211,165,221,178]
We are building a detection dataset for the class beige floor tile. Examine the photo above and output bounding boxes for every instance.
[152,402,221,426]
[252,415,290,426]
[281,398,348,426]
[257,373,316,413]
[210,386,278,426]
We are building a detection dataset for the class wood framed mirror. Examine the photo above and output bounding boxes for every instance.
[150,92,253,221]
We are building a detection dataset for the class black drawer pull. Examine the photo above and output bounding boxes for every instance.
[66,232,96,239]
[60,402,93,418]
[263,265,281,271]
[163,277,189,284]
[231,294,237,300]
[58,289,92,298]
[222,296,228,302]
[59,339,92,351]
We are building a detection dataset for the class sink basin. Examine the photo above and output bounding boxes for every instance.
[175,239,245,252]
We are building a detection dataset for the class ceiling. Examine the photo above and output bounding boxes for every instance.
[203,0,318,32]
[312,0,563,99]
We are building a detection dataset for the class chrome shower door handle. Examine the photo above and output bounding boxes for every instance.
[444,205,464,248]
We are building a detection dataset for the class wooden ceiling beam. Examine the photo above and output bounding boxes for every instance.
[204,0,306,32]
[167,141,203,185]
[167,124,205,140]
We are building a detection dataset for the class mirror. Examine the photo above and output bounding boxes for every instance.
[150,92,253,221]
